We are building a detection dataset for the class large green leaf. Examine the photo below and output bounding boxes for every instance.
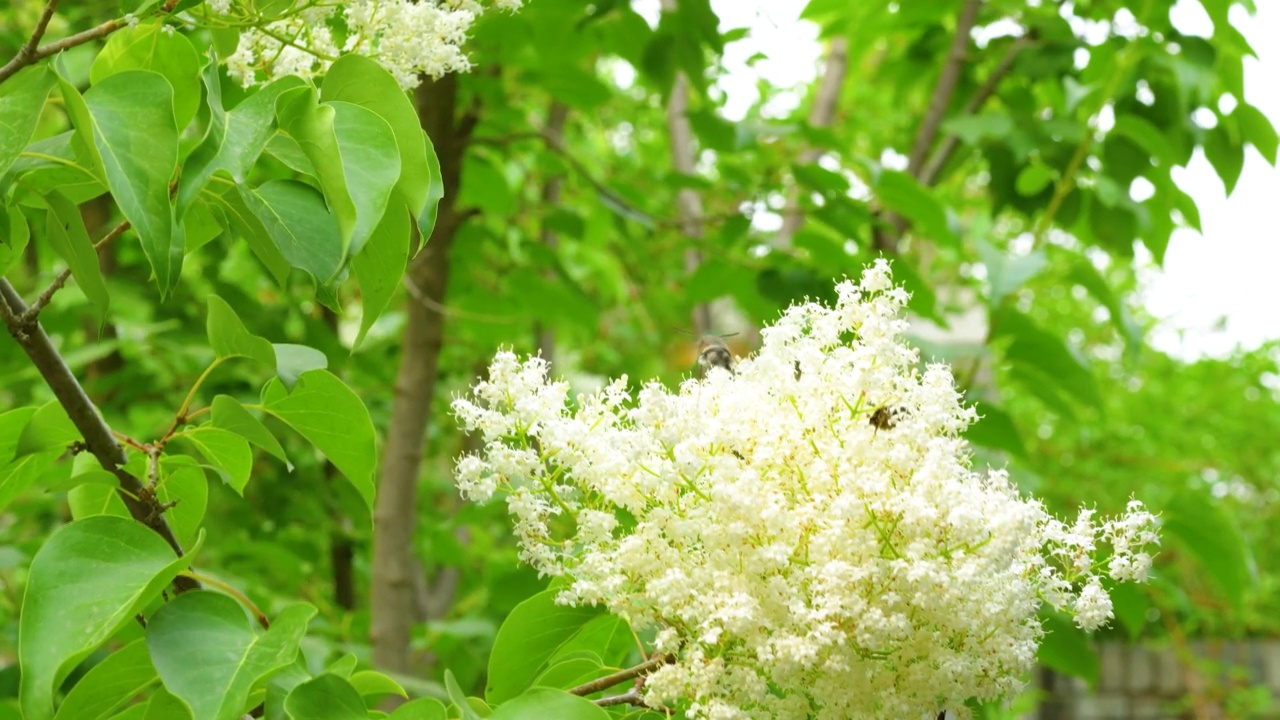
[19,517,201,720]
[485,590,604,705]
[0,202,31,276]
[489,688,611,720]
[260,371,375,509]
[992,309,1101,409]
[1237,102,1278,165]
[320,54,433,219]
[1036,612,1098,688]
[0,449,62,515]
[141,689,192,720]
[177,70,304,218]
[242,180,344,290]
[1163,490,1252,612]
[15,401,76,457]
[272,343,328,391]
[0,407,38,464]
[45,193,109,322]
[90,22,201,129]
[182,427,252,494]
[215,185,291,285]
[156,459,209,547]
[277,91,400,255]
[0,65,55,178]
[976,240,1047,305]
[387,698,448,720]
[873,169,958,246]
[351,201,410,347]
[210,395,290,467]
[82,71,180,293]
[53,58,107,184]
[147,592,316,720]
[206,295,275,366]
[283,674,366,720]
[52,639,158,720]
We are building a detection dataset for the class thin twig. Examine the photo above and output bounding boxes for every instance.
[0,0,58,84]
[874,0,983,253]
[20,220,129,324]
[594,689,645,708]
[0,17,122,85]
[568,654,673,697]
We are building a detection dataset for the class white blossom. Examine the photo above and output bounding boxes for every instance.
[219,0,520,89]
[453,261,1159,720]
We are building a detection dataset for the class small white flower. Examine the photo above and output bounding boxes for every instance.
[124,13,139,27]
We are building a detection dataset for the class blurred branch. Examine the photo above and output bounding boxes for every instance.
[536,101,570,363]
[778,37,849,247]
[873,0,983,253]
[919,32,1034,187]
[659,0,711,335]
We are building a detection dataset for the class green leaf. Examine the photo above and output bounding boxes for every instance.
[261,371,376,510]
[445,671,482,720]
[417,132,444,243]
[1036,612,1098,687]
[964,404,1026,459]
[485,590,604,705]
[19,517,202,720]
[1203,123,1244,195]
[216,186,291,286]
[348,670,406,700]
[242,180,344,290]
[1237,102,1278,165]
[531,658,606,692]
[1014,163,1055,196]
[1111,115,1177,166]
[0,202,31,276]
[206,295,275,366]
[277,92,399,256]
[272,344,328,391]
[490,688,611,720]
[941,113,1012,145]
[324,654,358,678]
[873,169,957,245]
[52,639,157,720]
[156,459,208,548]
[45,193,109,321]
[283,674,367,720]
[0,450,62,513]
[67,481,130,520]
[993,309,1101,409]
[1163,490,1252,611]
[387,698,448,720]
[53,57,107,184]
[178,72,305,218]
[142,688,193,720]
[351,202,410,348]
[83,71,180,293]
[1065,255,1141,351]
[320,54,433,219]
[0,65,55,177]
[1108,582,1148,641]
[210,396,290,467]
[0,406,38,464]
[147,593,316,720]
[90,22,201,129]
[977,240,1047,305]
[15,401,76,457]
[182,427,252,494]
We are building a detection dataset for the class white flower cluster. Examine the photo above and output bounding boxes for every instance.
[215,0,523,90]
[452,261,1159,720]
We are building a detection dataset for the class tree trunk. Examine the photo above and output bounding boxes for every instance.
[370,74,475,676]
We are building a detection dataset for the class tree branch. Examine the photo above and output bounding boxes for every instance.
[21,219,129,324]
[778,37,849,247]
[568,654,673,698]
[873,0,983,253]
[594,689,645,708]
[0,12,122,85]
[0,278,198,593]
[918,32,1034,187]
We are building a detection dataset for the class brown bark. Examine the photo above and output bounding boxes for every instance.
[873,0,983,254]
[778,37,850,247]
[370,74,475,675]
[660,0,712,336]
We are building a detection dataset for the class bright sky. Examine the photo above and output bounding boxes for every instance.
[647,0,1280,360]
